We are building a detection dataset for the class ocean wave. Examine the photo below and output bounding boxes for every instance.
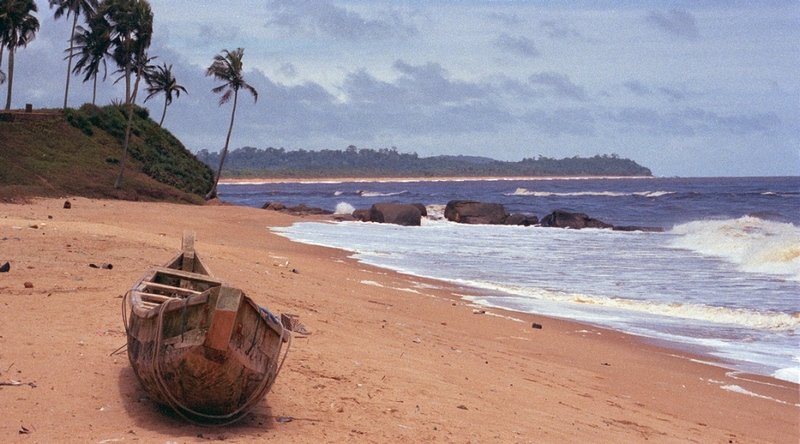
[459,282,800,331]
[357,190,409,197]
[334,202,356,215]
[669,216,800,281]
[506,188,675,198]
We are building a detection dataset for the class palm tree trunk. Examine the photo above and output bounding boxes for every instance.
[63,13,78,110]
[115,67,143,189]
[125,61,131,104]
[4,49,14,110]
[206,90,239,200]
[159,96,167,126]
[92,75,97,105]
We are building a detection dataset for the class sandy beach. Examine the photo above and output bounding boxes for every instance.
[0,198,797,443]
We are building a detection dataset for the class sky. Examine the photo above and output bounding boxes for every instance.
[7,0,800,177]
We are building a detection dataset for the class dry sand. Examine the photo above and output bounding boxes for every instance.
[0,198,797,443]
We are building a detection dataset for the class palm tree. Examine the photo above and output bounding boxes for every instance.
[93,0,153,188]
[205,48,258,200]
[1,0,40,110]
[1,8,7,86]
[71,19,111,105]
[49,0,98,110]
[143,63,186,127]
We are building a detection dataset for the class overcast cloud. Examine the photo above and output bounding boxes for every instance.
[7,0,799,176]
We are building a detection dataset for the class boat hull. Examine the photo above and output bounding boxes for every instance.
[124,234,289,424]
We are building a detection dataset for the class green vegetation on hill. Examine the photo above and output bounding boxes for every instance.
[196,146,653,178]
[0,105,213,203]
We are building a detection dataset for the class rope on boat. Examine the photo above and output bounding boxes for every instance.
[149,298,292,426]
[112,290,134,357]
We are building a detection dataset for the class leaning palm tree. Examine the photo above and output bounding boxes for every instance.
[49,0,98,109]
[1,0,40,110]
[70,19,111,105]
[205,48,258,200]
[0,9,7,84]
[143,62,186,127]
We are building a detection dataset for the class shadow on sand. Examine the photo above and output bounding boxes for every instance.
[116,365,281,438]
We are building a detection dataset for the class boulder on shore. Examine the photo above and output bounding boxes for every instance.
[540,210,612,229]
[368,203,422,226]
[444,200,508,225]
[262,201,332,216]
[352,208,371,222]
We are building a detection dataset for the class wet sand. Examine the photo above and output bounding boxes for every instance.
[0,198,797,443]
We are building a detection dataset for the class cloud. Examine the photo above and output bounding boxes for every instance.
[540,20,583,40]
[607,107,779,136]
[646,9,700,40]
[487,12,522,27]
[528,72,588,101]
[266,0,416,41]
[623,80,651,96]
[523,108,596,136]
[494,33,540,58]
[657,86,688,102]
[197,24,240,47]
[389,60,489,105]
[278,63,298,78]
[622,80,693,102]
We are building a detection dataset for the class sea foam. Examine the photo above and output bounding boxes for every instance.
[506,188,675,198]
[459,281,800,331]
[334,202,356,215]
[669,216,800,281]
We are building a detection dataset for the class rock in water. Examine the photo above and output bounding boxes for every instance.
[540,209,612,229]
[368,203,422,226]
[444,200,508,224]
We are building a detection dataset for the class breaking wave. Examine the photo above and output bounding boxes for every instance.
[357,190,409,197]
[669,216,800,281]
[506,188,674,198]
[460,282,800,332]
[334,202,356,215]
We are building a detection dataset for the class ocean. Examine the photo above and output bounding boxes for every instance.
[218,176,800,384]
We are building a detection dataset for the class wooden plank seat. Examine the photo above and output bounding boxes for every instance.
[150,266,224,285]
[135,291,178,303]
[142,281,203,295]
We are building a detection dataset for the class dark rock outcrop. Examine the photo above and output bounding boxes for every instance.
[352,209,371,222]
[540,210,612,229]
[262,201,285,211]
[504,213,539,226]
[612,225,664,233]
[411,203,428,217]
[262,201,332,216]
[445,200,508,224]
[368,203,422,226]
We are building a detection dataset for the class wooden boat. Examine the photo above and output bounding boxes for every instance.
[123,233,290,424]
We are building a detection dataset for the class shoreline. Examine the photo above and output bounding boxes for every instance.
[219,175,655,185]
[0,197,796,442]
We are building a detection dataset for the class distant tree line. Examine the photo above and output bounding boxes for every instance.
[196,145,653,178]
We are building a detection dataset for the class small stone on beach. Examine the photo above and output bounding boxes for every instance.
[531,323,543,329]
[0,262,9,273]
[24,282,33,289]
